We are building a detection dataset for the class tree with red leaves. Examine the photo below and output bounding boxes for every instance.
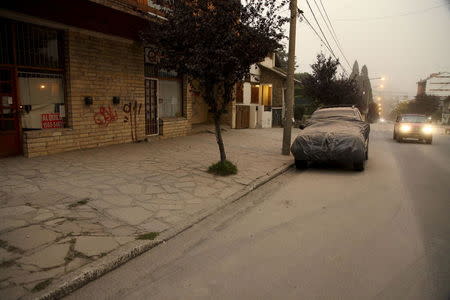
[142,0,288,173]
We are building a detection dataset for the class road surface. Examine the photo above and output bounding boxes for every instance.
[67,124,450,300]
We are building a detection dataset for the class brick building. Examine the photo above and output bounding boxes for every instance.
[0,0,192,158]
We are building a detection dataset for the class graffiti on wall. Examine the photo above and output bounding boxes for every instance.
[123,100,143,142]
[92,96,143,142]
[93,105,118,127]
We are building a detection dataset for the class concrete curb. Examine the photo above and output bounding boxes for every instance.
[31,162,293,300]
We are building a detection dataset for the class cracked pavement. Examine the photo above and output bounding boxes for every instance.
[0,127,295,299]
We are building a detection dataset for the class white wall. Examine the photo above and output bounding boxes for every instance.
[243,82,251,105]
[425,72,450,98]
[249,64,261,83]
[259,54,275,69]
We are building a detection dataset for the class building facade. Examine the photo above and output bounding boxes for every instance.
[0,0,192,158]
[232,53,289,129]
[417,72,450,124]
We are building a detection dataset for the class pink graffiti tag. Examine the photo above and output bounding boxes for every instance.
[94,105,118,127]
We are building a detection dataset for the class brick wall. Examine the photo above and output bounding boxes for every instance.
[23,29,192,157]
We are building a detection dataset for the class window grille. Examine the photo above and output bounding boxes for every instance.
[15,22,62,68]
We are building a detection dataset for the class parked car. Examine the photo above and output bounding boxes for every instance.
[393,114,433,144]
[291,106,370,171]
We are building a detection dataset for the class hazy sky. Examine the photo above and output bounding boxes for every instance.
[285,0,450,98]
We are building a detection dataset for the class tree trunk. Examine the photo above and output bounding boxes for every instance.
[214,113,227,162]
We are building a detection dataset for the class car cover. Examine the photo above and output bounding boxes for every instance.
[290,116,370,162]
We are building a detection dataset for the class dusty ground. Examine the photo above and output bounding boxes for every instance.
[0,127,296,299]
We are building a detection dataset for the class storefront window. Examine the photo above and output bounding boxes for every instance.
[159,79,182,118]
[19,72,65,130]
[1,18,66,130]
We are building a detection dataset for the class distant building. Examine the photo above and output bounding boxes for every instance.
[417,72,450,124]
[417,72,450,98]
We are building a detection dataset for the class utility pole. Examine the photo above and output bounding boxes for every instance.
[282,0,297,155]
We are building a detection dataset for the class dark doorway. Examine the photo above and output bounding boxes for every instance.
[0,68,21,157]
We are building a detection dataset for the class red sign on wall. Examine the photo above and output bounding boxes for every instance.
[41,113,64,129]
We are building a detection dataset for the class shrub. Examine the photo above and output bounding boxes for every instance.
[294,105,305,121]
[208,160,237,176]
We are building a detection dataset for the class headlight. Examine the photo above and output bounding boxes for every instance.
[400,124,411,132]
[422,125,433,134]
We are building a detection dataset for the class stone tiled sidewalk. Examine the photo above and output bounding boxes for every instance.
[0,127,296,299]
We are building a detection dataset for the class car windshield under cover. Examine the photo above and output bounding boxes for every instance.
[311,109,356,119]
[400,115,427,123]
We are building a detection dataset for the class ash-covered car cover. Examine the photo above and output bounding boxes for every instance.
[291,110,370,162]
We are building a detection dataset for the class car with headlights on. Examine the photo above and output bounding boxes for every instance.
[291,106,370,171]
[393,114,433,144]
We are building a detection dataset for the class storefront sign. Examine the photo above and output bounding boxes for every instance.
[41,113,64,129]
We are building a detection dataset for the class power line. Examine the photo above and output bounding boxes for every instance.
[299,5,348,75]
[335,4,446,22]
[303,0,348,75]
[317,0,352,70]
[304,0,338,64]
[300,12,348,75]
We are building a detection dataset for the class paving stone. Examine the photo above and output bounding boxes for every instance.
[161,214,185,225]
[13,266,64,284]
[79,223,104,233]
[44,218,66,226]
[0,266,27,282]
[18,243,69,269]
[144,185,165,194]
[134,194,154,202]
[194,186,217,197]
[136,203,159,212]
[0,248,19,263]
[77,211,98,219]
[33,211,54,222]
[108,226,136,236]
[114,236,134,245]
[74,236,118,257]
[0,286,27,300]
[106,207,152,225]
[156,193,179,201]
[53,222,82,235]
[185,205,204,215]
[174,181,196,188]
[117,184,143,195]
[159,203,184,210]
[154,210,173,219]
[233,176,253,185]
[219,187,240,200]
[0,219,27,233]
[1,225,58,251]
[0,206,36,218]
[98,219,121,229]
[88,200,113,210]
[103,195,133,206]
[161,185,181,194]
[0,281,10,289]
[65,257,89,273]
[138,219,170,233]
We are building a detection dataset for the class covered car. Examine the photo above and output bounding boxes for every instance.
[291,106,370,171]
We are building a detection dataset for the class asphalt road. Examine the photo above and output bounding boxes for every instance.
[67,124,450,300]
